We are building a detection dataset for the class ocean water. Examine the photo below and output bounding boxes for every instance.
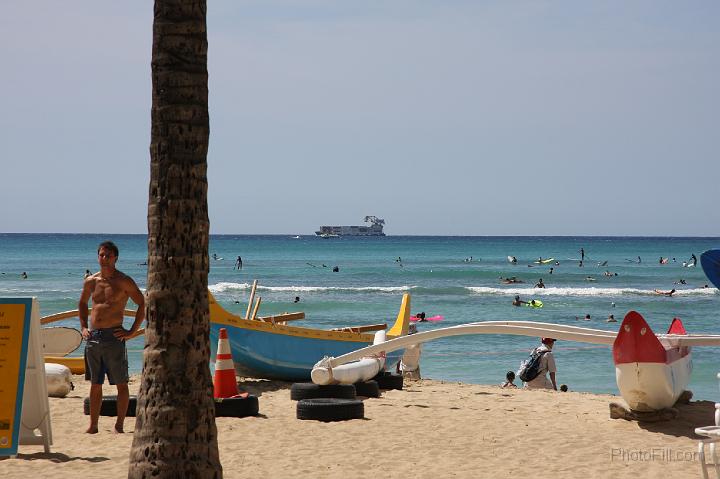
[2,233,719,400]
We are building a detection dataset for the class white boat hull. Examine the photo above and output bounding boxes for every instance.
[615,355,692,411]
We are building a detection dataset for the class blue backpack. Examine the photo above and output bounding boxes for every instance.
[518,349,548,382]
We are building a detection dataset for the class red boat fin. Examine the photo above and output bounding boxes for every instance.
[667,318,687,335]
[613,311,666,365]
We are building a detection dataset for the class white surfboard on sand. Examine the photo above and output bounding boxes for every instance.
[42,326,83,356]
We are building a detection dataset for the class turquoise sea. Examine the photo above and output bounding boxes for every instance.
[2,234,719,400]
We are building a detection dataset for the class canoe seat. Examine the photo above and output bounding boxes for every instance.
[258,312,305,324]
[330,323,387,334]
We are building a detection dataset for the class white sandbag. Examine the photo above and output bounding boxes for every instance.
[45,363,74,398]
[312,330,387,385]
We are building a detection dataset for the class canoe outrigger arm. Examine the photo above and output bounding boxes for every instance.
[321,320,720,370]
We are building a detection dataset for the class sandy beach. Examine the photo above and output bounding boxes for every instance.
[0,374,712,478]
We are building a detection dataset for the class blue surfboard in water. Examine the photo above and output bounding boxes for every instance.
[700,249,720,290]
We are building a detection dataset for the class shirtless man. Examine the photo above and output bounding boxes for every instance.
[79,241,145,434]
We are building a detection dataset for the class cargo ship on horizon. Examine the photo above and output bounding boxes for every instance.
[315,216,386,237]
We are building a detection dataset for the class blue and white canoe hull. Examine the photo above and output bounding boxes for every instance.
[209,292,411,381]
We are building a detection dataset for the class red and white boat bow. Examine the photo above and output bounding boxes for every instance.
[613,311,692,411]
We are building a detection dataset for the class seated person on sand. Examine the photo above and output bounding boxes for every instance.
[502,371,517,388]
[524,338,558,391]
[654,288,676,296]
[512,295,526,306]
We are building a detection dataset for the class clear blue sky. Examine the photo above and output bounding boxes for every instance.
[1,1,718,236]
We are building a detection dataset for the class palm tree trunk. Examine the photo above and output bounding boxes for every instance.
[129,0,221,477]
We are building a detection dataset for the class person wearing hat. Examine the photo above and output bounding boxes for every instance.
[525,337,558,391]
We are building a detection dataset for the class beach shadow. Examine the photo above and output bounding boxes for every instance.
[4,452,110,463]
[236,378,292,397]
[636,400,717,439]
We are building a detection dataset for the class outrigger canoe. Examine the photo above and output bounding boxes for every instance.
[208,291,411,381]
[319,311,720,413]
[40,290,412,381]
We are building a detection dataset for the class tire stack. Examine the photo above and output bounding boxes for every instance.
[291,383,364,422]
[83,394,260,418]
[373,371,404,391]
[83,395,138,417]
[353,380,380,398]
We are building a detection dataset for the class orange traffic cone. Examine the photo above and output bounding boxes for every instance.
[214,328,240,398]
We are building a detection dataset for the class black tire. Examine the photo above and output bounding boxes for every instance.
[214,395,259,417]
[375,373,403,390]
[84,394,259,418]
[296,398,364,422]
[290,382,356,401]
[83,395,137,417]
[353,380,380,398]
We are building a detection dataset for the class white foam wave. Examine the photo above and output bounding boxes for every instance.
[466,286,718,297]
[209,282,413,293]
[209,282,253,293]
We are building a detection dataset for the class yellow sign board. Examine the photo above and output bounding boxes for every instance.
[0,299,32,455]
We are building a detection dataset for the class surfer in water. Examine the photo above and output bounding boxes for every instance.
[512,295,526,306]
[654,289,676,297]
[580,248,585,262]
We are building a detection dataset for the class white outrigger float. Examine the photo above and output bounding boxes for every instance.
[313,311,720,412]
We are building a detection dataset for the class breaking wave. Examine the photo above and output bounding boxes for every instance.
[465,286,718,297]
[209,282,414,294]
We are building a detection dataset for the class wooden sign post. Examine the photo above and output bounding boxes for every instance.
[0,298,52,457]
